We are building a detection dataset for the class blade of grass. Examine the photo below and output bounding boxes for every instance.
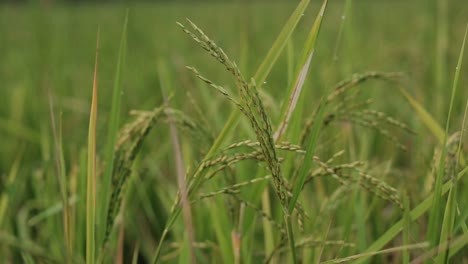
[402,193,411,264]
[158,60,196,264]
[397,82,466,168]
[453,100,468,236]
[323,242,429,263]
[76,149,88,258]
[99,10,128,249]
[287,0,328,213]
[434,0,448,120]
[86,28,100,264]
[0,147,23,228]
[48,90,71,258]
[448,233,468,259]
[27,196,78,226]
[332,0,352,64]
[115,207,125,264]
[435,23,467,264]
[274,0,328,142]
[428,22,467,252]
[261,189,275,263]
[0,232,63,263]
[398,87,445,142]
[17,206,34,263]
[285,213,297,263]
[131,242,140,264]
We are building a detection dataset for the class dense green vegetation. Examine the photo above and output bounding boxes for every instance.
[0,0,467,263]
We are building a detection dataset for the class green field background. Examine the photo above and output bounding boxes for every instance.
[0,1,467,263]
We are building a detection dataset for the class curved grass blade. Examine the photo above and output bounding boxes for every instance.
[274,0,328,142]
[98,10,129,249]
[48,89,71,258]
[86,28,100,264]
[0,232,63,263]
[286,0,328,213]
[435,23,467,264]
[323,242,428,263]
[159,60,196,264]
[398,87,445,143]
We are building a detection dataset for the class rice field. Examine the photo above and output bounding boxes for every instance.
[0,0,467,263]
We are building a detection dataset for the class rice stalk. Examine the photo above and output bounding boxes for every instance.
[425,132,462,194]
[300,72,412,150]
[195,176,272,201]
[103,107,165,246]
[436,24,467,263]
[179,19,289,211]
[326,71,402,103]
[152,3,315,261]
[312,156,402,209]
[98,10,128,254]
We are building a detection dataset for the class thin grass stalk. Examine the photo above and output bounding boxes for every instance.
[115,208,125,264]
[77,149,88,258]
[0,148,23,228]
[273,238,354,256]
[453,99,468,238]
[412,234,468,264]
[274,0,328,142]
[86,29,100,264]
[261,188,276,262]
[17,205,34,263]
[0,232,63,263]
[99,10,128,249]
[288,102,325,213]
[47,91,71,258]
[434,0,448,119]
[131,242,140,264]
[402,193,411,264]
[428,36,462,254]
[332,0,352,63]
[398,86,445,143]
[159,60,196,264]
[435,23,467,264]
[447,233,468,259]
[323,242,429,263]
[287,0,328,213]
[314,220,333,263]
[285,214,297,263]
